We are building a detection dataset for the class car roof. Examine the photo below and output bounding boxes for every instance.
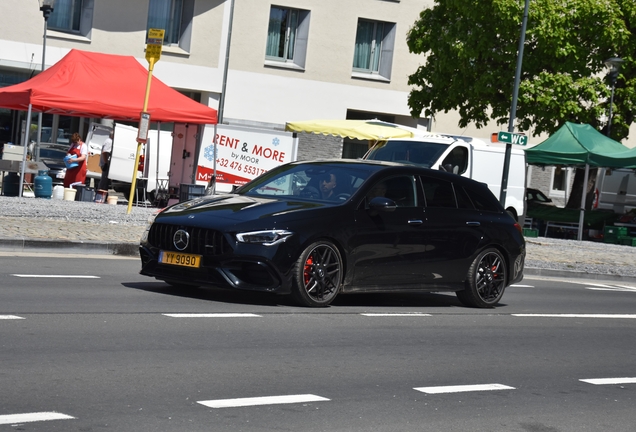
[286,159,489,187]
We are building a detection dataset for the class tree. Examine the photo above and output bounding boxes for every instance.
[407,0,636,142]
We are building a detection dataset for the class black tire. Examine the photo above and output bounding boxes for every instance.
[291,240,343,307]
[456,248,507,308]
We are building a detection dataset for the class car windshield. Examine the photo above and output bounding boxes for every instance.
[240,163,374,202]
[365,140,449,168]
[39,148,66,160]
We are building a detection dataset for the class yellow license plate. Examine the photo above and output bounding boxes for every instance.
[159,251,201,268]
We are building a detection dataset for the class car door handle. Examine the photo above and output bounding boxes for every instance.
[408,219,423,225]
[466,221,481,227]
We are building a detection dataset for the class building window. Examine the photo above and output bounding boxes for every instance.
[352,19,396,80]
[147,0,194,51]
[48,0,93,37]
[266,6,310,69]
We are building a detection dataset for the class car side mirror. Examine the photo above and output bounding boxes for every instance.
[369,196,397,212]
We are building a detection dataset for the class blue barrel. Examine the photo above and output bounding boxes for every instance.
[34,170,53,199]
[2,172,20,196]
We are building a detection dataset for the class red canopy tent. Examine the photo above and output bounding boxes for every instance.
[0,48,217,124]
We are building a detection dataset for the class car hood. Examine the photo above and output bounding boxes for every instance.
[156,194,331,227]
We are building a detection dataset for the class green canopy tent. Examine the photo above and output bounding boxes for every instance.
[525,122,636,240]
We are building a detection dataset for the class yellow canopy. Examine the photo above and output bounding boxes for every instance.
[285,119,415,140]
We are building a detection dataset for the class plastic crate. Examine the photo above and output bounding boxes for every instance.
[179,184,205,202]
[603,226,628,244]
[522,228,539,238]
[73,185,95,202]
[619,236,636,246]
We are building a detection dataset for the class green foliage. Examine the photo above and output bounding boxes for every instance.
[407,0,636,141]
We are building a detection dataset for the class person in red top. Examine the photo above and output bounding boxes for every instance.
[63,132,88,188]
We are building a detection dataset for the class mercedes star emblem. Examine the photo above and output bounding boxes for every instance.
[173,229,190,251]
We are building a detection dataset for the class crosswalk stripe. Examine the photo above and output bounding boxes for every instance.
[414,384,515,394]
[198,394,330,408]
[0,412,74,425]
[0,315,24,320]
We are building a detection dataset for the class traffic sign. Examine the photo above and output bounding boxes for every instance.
[497,131,528,146]
[145,28,165,63]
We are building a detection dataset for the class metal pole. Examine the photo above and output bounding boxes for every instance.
[577,164,590,241]
[499,0,530,208]
[218,0,235,124]
[19,104,34,198]
[607,83,615,138]
[35,16,49,162]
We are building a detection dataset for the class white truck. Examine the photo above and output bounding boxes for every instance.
[363,134,527,220]
[593,168,636,214]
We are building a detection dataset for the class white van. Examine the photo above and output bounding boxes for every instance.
[107,123,173,203]
[363,134,527,220]
[594,168,636,214]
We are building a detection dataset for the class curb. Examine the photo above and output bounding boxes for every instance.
[0,238,139,256]
[522,267,636,283]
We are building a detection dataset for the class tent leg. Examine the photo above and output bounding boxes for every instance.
[19,104,33,198]
[577,164,589,241]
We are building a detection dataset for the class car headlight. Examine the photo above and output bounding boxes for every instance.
[236,230,293,246]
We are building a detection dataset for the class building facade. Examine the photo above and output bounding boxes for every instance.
[0,0,633,201]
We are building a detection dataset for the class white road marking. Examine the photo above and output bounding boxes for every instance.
[513,314,636,319]
[0,412,75,425]
[571,281,636,292]
[0,315,24,320]
[163,313,261,318]
[580,377,636,385]
[510,284,534,288]
[11,274,99,279]
[198,394,330,408]
[361,313,432,317]
[414,384,515,394]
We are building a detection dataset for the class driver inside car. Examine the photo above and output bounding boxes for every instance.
[319,173,337,199]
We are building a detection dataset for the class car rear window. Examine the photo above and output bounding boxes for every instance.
[420,176,457,208]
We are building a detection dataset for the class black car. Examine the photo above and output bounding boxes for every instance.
[38,143,69,186]
[139,160,525,308]
[526,187,554,209]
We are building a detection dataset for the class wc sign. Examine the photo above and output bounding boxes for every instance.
[495,131,528,146]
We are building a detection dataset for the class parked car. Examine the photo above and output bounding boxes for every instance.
[526,187,554,209]
[139,160,526,307]
[38,143,68,186]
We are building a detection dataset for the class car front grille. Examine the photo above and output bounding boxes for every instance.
[147,223,232,256]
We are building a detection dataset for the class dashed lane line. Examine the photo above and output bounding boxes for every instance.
[580,377,636,385]
[198,394,330,408]
[11,274,100,279]
[513,314,636,319]
[414,384,515,394]
[361,313,432,317]
[163,313,261,318]
[0,412,75,425]
[0,315,24,320]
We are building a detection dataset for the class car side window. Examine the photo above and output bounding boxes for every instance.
[467,185,502,213]
[367,175,418,207]
[420,176,457,208]
[441,146,468,175]
[454,184,475,210]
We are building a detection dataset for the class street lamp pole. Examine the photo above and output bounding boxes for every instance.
[604,57,623,138]
[35,0,56,162]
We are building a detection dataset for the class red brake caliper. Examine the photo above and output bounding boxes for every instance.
[304,256,314,286]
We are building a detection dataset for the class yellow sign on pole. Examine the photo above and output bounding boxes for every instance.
[127,29,165,214]
[145,28,165,64]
